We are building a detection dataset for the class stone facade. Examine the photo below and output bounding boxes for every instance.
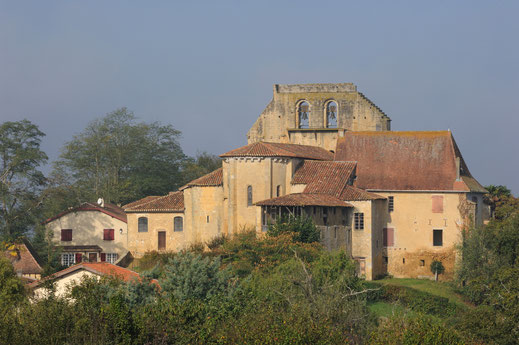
[247,83,391,151]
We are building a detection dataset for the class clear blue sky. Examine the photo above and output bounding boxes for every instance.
[1,1,518,194]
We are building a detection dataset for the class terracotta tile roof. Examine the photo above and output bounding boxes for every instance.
[43,202,127,224]
[124,191,184,212]
[255,193,353,207]
[180,168,223,190]
[29,262,159,288]
[220,142,334,161]
[340,185,385,201]
[292,161,357,197]
[334,131,486,192]
[122,196,161,209]
[3,239,42,275]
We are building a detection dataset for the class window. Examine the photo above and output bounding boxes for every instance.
[420,259,425,267]
[354,213,364,230]
[61,253,75,266]
[326,101,338,128]
[247,185,253,206]
[403,258,406,264]
[298,101,310,128]
[383,228,394,247]
[383,256,388,264]
[207,215,210,223]
[433,229,443,246]
[174,216,183,232]
[138,217,148,232]
[106,253,118,264]
[276,185,281,197]
[432,195,443,213]
[61,229,72,241]
[103,229,114,241]
[388,196,394,212]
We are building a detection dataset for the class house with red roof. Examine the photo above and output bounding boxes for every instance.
[29,262,157,299]
[3,238,43,282]
[43,200,128,267]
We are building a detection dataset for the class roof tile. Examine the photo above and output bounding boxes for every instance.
[124,191,184,212]
[255,193,353,207]
[292,161,356,197]
[220,142,333,161]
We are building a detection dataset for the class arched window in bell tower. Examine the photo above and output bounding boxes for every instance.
[326,101,338,128]
[298,101,310,129]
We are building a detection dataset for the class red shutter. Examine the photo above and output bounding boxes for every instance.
[61,229,72,241]
[432,196,444,213]
[104,229,114,241]
[100,253,106,262]
[75,253,82,263]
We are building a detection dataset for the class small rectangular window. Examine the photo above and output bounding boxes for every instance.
[61,229,72,241]
[61,253,75,266]
[433,229,443,246]
[388,196,394,212]
[354,213,364,230]
[103,229,114,241]
[420,259,425,267]
[106,253,118,264]
[247,185,253,207]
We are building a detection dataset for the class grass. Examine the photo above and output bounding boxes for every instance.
[378,278,470,308]
[368,301,410,318]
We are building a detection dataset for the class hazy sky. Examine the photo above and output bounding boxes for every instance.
[1,1,518,194]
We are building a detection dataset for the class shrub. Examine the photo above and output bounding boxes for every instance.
[268,215,320,243]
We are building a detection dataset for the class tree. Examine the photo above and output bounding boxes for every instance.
[181,152,222,185]
[0,255,26,310]
[55,108,187,205]
[0,120,47,239]
[430,260,445,282]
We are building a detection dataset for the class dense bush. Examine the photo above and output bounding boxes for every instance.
[268,215,320,243]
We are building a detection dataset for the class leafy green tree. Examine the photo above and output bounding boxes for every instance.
[55,108,187,205]
[268,215,320,243]
[0,120,47,239]
[0,255,26,310]
[181,151,222,184]
[430,260,445,282]
[484,184,518,220]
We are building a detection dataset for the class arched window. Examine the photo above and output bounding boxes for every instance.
[276,185,281,197]
[138,217,148,232]
[174,216,183,232]
[326,101,338,128]
[247,185,253,206]
[298,101,310,129]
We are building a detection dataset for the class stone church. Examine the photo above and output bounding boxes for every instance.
[124,83,488,280]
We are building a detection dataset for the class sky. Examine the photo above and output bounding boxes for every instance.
[1,1,518,194]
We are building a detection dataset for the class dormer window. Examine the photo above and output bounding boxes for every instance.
[298,101,310,129]
[326,101,338,128]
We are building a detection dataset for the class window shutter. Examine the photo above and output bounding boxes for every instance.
[432,196,444,213]
[75,253,82,263]
[100,253,106,262]
[387,228,394,247]
[61,229,72,241]
[104,229,114,240]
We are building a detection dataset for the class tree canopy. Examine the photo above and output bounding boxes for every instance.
[0,120,47,239]
[54,108,187,205]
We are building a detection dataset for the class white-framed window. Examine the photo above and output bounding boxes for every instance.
[106,253,118,264]
[61,253,75,267]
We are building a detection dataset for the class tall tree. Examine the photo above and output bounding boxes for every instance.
[181,152,222,185]
[0,120,47,239]
[55,108,187,205]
